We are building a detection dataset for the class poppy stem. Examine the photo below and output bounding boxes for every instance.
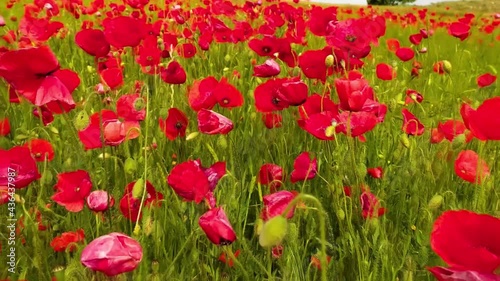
[226,248,250,280]
[282,194,329,281]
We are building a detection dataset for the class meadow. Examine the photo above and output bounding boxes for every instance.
[0,0,499,280]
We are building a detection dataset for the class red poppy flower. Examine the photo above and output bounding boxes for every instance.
[0,186,9,205]
[335,111,379,137]
[298,47,335,82]
[100,67,123,90]
[50,229,85,252]
[214,77,244,109]
[254,77,308,112]
[463,97,500,140]
[428,266,500,281]
[167,160,210,203]
[376,63,396,81]
[402,109,424,136]
[160,61,187,85]
[454,150,490,184]
[307,6,338,37]
[177,43,197,58]
[188,77,219,111]
[431,128,445,144]
[431,210,500,273]
[86,190,114,212]
[477,73,496,88]
[386,38,400,52]
[52,170,93,212]
[219,249,241,267]
[0,146,40,189]
[272,245,284,259]
[395,47,415,62]
[253,59,281,78]
[199,207,237,246]
[159,108,188,141]
[260,190,297,221]
[360,188,386,218]
[0,118,10,136]
[119,180,163,221]
[405,89,423,105]
[334,75,374,112]
[197,109,233,135]
[103,16,146,48]
[409,33,423,45]
[298,94,338,121]
[290,152,317,183]
[262,113,283,129]
[258,163,284,192]
[448,22,471,41]
[75,28,110,57]
[367,167,383,179]
[117,94,145,122]
[311,254,332,270]
[301,111,338,141]
[23,138,55,162]
[325,18,372,59]
[437,120,470,142]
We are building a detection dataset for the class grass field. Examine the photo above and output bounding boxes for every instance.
[0,0,499,280]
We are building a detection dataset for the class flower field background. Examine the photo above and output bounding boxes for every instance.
[0,0,499,280]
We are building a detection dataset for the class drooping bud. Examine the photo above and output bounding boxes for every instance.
[259,215,288,248]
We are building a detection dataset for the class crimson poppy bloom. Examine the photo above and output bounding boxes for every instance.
[428,266,500,281]
[214,77,244,109]
[311,254,332,270]
[254,77,308,112]
[334,75,374,112]
[23,138,55,162]
[454,150,490,184]
[307,6,338,37]
[376,63,396,81]
[402,109,424,136]
[290,152,318,183]
[431,128,445,144]
[197,109,233,135]
[52,170,93,212]
[116,94,146,121]
[177,43,197,58]
[262,113,283,129]
[119,180,163,221]
[409,33,423,45]
[325,18,372,59]
[431,210,500,273]
[100,67,123,90]
[253,59,281,78]
[87,190,114,212]
[188,77,219,111]
[437,120,471,142]
[160,61,187,85]
[258,163,284,192]
[462,97,500,140]
[405,89,423,105]
[159,108,188,141]
[167,160,210,203]
[75,28,110,57]
[448,22,471,41]
[360,189,385,218]
[477,73,497,88]
[386,38,400,52]
[298,47,335,82]
[395,47,415,62]
[367,167,383,179]
[81,233,143,276]
[50,229,85,252]
[103,16,146,48]
[301,111,338,141]
[260,190,297,221]
[199,207,237,246]
[0,118,11,136]
[335,111,379,137]
[0,146,40,189]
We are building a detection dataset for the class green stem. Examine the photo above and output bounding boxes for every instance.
[282,193,328,281]
[226,247,250,280]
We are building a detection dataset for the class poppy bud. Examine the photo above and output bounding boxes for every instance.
[186,132,199,141]
[74,111,90,131]
[199,207,237,246]
[325,125,336,138]
[224,54,231,62]
[451,134,466,150]
[442,60,452,74]
[133,224,141,236]
[324,54,334,67]
[132,178,145,199]
[86,65,95,73]
[124,158,138,175]
[255,218,264,236]
[400,133,410,148]
[428,194,443,210]
[259,215,288,248]
[337,209,345,220]
[133,97,146,111]
[217,135,228,149]
[52,266,65,281]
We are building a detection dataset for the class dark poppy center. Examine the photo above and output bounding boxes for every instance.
[35,152,42,158]
[263,46,271,53]
[175,121,183,129]
[219,238,233,246]
[222,98,229,105]
[272,97,281,105]
[345,34,357,42]
[75,186,80,193]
